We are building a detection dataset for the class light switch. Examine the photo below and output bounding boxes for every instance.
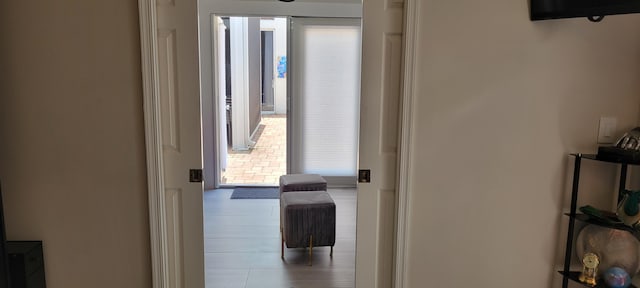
[598,117,617,144]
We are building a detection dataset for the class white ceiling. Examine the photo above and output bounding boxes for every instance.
[237,0,362,5]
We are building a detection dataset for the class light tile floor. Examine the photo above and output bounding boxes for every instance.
[204,188,356,288]
[221,114,286,185]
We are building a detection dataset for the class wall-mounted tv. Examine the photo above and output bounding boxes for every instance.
[530,0,640,21]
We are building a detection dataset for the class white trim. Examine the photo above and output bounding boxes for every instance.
[394,0,418,286]
[286,16,293,175]
[260,18,276,31]
[203,15,222,190]
[138,0,170,287]
[212,15,226,189]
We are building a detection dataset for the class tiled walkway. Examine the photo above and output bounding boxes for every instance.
[221,114,286,185]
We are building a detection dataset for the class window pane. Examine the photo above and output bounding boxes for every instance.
[299,24,361,176]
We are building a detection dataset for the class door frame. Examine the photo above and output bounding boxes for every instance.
[138,0,418,287]
[138,0,171,286]
[394,0,418,285]
[211,15,284,188]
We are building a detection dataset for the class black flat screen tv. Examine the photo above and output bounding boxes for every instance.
[530,0,640,21]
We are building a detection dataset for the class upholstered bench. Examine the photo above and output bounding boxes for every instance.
[280,190,336,265]
[279,174,327,193]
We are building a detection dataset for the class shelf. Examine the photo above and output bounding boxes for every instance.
[572,153,640,166]
[562,152,639,288]
[559,271,637,288]
[568,213,638,234]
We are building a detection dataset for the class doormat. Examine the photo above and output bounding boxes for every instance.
[230,187,279,199]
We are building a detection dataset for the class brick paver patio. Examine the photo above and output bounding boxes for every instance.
[221,114,286,185]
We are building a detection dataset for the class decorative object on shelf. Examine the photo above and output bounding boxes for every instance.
[561,154,639,288]
[580,205,623,225]
[616,128,640,151]
[579,252,600,286]
[598,128,640,163]
[604,266,632,288]
[619,190,640,230]
[576,224,640,277]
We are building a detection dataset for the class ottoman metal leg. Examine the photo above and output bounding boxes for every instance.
[330,246,333,257]
[281,228,284,260]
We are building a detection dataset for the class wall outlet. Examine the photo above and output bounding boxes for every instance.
[598,117,617,144]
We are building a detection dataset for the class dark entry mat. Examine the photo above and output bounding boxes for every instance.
[230,187,279,199]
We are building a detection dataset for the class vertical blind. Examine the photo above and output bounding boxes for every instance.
[296,21,361,176]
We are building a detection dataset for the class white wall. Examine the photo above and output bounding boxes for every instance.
[405,3,640,287]
[199,0,361,18]
[0,0,151,287]
[261,18,288,115]
[274,18,288,115]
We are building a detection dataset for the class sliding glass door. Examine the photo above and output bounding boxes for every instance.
[288,17,362,186]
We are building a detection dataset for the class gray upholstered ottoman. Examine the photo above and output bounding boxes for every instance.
[279,174,327,193]
[280,190,336,265]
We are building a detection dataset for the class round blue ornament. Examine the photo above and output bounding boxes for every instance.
[603,267,632,288]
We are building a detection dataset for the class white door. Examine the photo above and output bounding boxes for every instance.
[157,0,205,286]
[356,0,404,286]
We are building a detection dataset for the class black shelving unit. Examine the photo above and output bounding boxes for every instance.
[560,271,635,288]
[561,153,638,288]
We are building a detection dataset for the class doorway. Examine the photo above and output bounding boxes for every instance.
[216,16,288,186]
[262,30,275,113]
[206,14,362,288]
[142,0,405,284]
[214,16,362,187]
